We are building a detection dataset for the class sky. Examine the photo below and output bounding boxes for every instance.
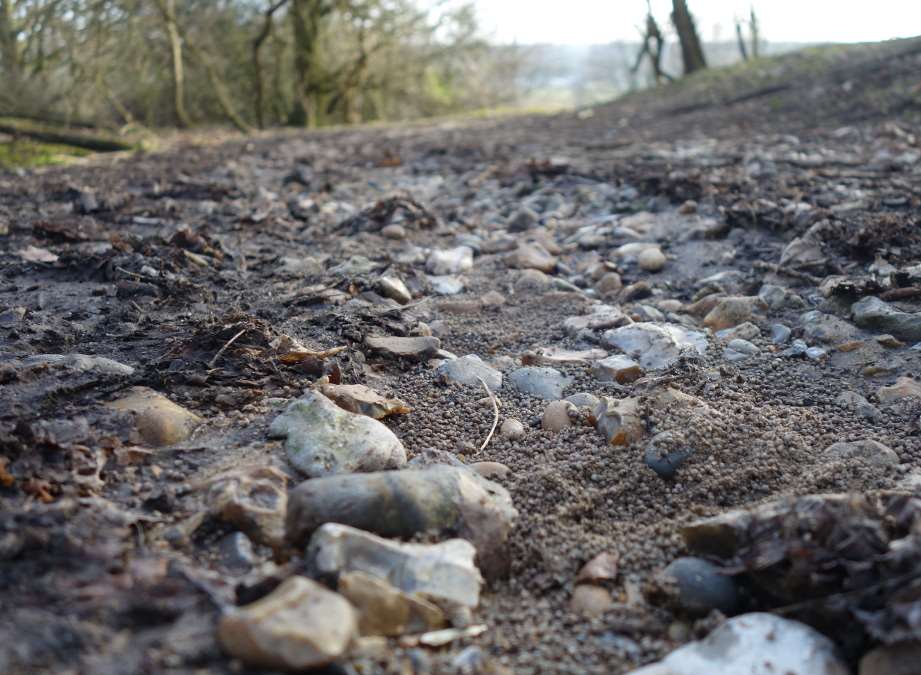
[470,0,921,46]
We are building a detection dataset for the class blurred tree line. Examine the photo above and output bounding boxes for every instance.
[0,0,523,131]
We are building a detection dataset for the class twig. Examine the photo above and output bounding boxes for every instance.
[208,328,247,368]
[477,376,499,452]
[753,261,823,285]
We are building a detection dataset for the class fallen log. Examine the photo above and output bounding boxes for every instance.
[0,117,133,153]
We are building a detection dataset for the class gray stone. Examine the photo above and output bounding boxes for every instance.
[603,322,708,370]
[338,571,446,637]
[269,392,407,477]
[365,335,440,361]
[499,418,525,440]
[204,465,288,552]
[429,275,465,295]
[508,207,539,232]
[771,323,792,345]
[644,432,694,480]
[565,392,601,409]
[542,400,576,432]
[286,465,517,579]
[638,247,666,272]
[805,346,828,360]
[801,310,857,345]
[437,355,503,392]
[852,296,921,342]
[307,523,482,609]
[723,338,759,362]
[509,366,573,400]
[834,391,881,420]
[824,439,899,467]
[426,246,473,276]
[506,242,556,272]
[629,613,848,675]
[563,304,630,336]
[377,276,411,304]
[22,353,135,376]
[218,532,255,574]
[758,283,787,310]
[660,557,739,616]
[715,322,760,343]
[217,576,357,671]
[878,376,921,403]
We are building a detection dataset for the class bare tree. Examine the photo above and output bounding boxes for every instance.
[155,0,192,127]
[735,16,749,61]
[632,1,671,85]
[671,0,707,75]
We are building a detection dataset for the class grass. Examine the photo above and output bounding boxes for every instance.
[0,138,92,169]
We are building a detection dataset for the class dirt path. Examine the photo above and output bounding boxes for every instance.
[1,39,921,674]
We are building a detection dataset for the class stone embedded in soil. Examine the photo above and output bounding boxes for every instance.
[644,431,694,480]
[702,296,761,331]
[429,275,465,295]
[563,304,630,336]
[801,310,858,345]
[576,552,619,584]
[569,585,613,617]
[566,392,601,409]
[659,556,740,616]
[286,465,517,579]
[638,247,666,272]
[529,346,607,365]
[317,383,411,420]
[426,246,473,275]
[823,439,899,467]
[269,391,407,477]
[365,335,441,361]
[722,338,760,362]
[835,391,882,420]
[629,613,849,675]
[852,296,921,342]
[22,353,135,376]
[107,386,201,447]
[771,323,792,344]
[509,366,573,400]
[592,355,643,384]
[541,400,576,432]
[603,322,708,370]
[505,242,557,272]
[877,376,921,403]
[217,576,357,671]
[499,418,525,440]
[594,396,643,446]
[377,275,412,304]
[337,571,447,637]
[204,464,288,552]
[436,354,503,392]
[859,641,921,675]
[307,522,483,609]
[715,321,760,343]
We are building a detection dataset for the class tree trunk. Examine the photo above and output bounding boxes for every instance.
[672,0,707,75]
[289,0,328,127]
[0,0,22,87]
[750,7,761,58]
[252,0,289,129]
[156,0,192,128]
[735,20,749,61]
[0,118,133,152]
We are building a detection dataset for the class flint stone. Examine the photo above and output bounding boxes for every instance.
[217,576,357,671]
[365,335,441,361]
[877,376,921,403]
[23,353,135,376]
[307,523,483,609]
[437,355,502,392]
[429,275,465,295]
[269,392,407,477]
[629,613,848,675]
[338,571,446,637]
[563,304,630,336]
[801,310,858,345]
[509,366,573,400]
[852,296,921,342]
[506,242,556,272]
[286,465,517,579]
[824,439,899,467]
[426,246,473,276]
[593,355,643,384]
[703,296,760,331]
[107,386,201,446]
[603,322,708,370]
[660,557,739,616]
[594,396,643,446]
[644,431,694,479]
[377,276,412,304]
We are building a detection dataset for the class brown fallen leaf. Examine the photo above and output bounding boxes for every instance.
[318,383,411,419]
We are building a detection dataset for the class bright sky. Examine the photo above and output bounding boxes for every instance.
[472,0,921,45]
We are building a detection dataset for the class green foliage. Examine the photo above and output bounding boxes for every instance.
[0,139,90,168]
